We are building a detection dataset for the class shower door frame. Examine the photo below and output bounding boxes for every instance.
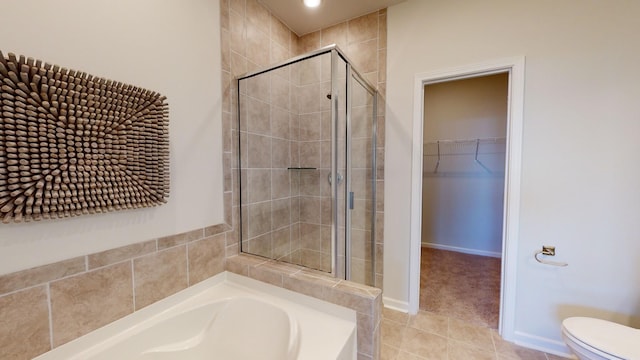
[236,45,378,284]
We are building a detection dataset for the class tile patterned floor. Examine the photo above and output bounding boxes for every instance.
[420,247,501,328]
[378,247,569,359]
[381,307,568,360]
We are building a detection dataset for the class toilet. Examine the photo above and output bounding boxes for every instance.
[561,317,640,359]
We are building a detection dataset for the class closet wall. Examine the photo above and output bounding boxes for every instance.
[421,73,508,256]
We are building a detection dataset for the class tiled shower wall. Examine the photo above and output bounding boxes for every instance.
[230,0,387,287]
[295,9,387,288]
[0,1,386,359]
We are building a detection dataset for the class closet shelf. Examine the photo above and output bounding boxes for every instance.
[423,137,506,174]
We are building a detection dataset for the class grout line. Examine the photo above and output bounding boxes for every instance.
[46,283,54,350]
[131,260,136,312]
[185,244,191,286]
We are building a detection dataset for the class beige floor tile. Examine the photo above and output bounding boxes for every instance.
[396,350,427,360]
[381,319,407,348]
[448,318,494,350]
[400,327,447,360]
[408,310,448,337]
[448,339,497,360]
[381,344,400,360]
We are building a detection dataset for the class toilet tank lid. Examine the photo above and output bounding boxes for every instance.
[562,317,640,359]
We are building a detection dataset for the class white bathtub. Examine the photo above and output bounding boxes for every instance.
[35,271,357,360]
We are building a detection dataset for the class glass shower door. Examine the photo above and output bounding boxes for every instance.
[346,72,376,286]
[331,51,348,279]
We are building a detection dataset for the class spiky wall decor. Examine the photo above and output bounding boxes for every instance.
[0,51,169,223]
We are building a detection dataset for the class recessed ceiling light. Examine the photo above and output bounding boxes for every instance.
[303,0,321,8]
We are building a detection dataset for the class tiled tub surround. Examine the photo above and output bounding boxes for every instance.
[33,272,358,360]
[0,225,229,360]
[0,229,382,360]
[227,253,382,360]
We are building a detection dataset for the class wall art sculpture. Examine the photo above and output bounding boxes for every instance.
[0,51,169,223]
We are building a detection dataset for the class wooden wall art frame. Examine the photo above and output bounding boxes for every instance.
[0,51,170,223]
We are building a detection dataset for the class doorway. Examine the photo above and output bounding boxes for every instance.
[408,57,525,339]
[420,73,508,328]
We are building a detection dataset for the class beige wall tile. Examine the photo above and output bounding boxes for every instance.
[246,97,271,135]
[299,141,321,168]
[249,232,272,257]
[299,113,321,141]
[357,312,375,356]
[321,22,348,49]
[229,0,245,16]
[246,0,270,31]
[298,31,321,54]
[378,48,387,83]
[157,228,203,250]
[348,39,379,74]
[248,169,272,203]
[271,169,291,199]
[246,22,270,67]
[378,12,387,49]
[247,201,272,237]
[271,15,291,49]
[328,281,378,315]
[230,50,248,77]
[0,286,51,360]
[282,272,327,299]
[272,226,291,258]
[88,240,156,269]
[188,234,226,285]
[271,73,291,110]
[272,138,290,168]
[300,197,321,224]
[134,247,188,310]
[297,83,321,114]
[247,133,272,168]
[271,198,291,229]
[229,10,246,56]
[348,12,378,44]
[221,29,230,71]
[50,262,133,346]
[205,223,231,237]
[220,0,230,31]
[271,107,291,139]
[248,265,284,287]
[0,257,85,294]
[299,170,320,195]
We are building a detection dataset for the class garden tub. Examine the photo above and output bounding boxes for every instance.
[34,271,357,360]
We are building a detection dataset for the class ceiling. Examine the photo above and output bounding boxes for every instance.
[258,0,406,36]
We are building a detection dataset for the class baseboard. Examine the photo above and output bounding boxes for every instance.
[422,242,502,258]
[512,331,574,358]
[383,296,410,313]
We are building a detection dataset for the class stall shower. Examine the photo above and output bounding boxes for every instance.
[236,45,377,286]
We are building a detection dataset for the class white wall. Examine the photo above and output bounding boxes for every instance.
[0,0,223,275]
[386,0,640,352]
[422,75,507,255]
